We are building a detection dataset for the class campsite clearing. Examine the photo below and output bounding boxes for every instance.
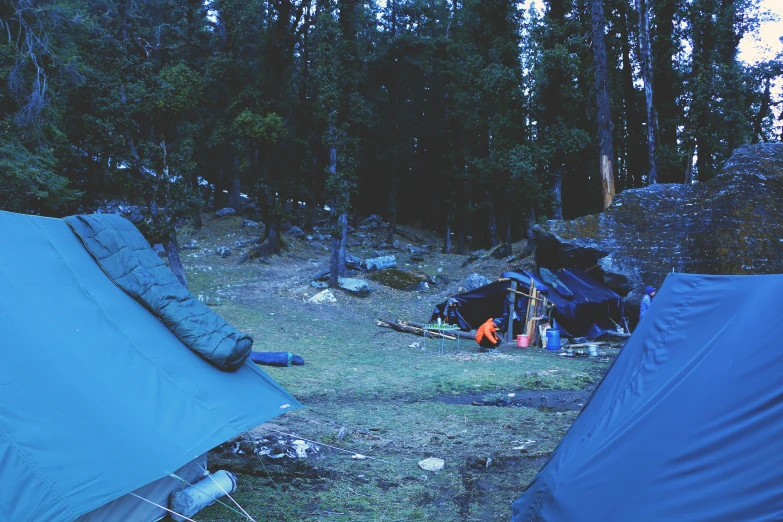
[175,215,618,521]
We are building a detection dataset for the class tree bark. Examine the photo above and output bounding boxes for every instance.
[592,0,615,209]
[636,0,659,184]
[227,165,241,210]
[443,222,451,254]
[485,189,499,247]
[551,166,563,220]
[752,77,771,144]
[619,0,640,190]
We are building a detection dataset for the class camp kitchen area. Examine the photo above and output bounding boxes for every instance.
[381,267,629,357]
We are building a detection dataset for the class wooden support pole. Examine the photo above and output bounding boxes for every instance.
[506,281,517,342]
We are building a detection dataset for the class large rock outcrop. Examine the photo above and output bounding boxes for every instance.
[534,143,783,309]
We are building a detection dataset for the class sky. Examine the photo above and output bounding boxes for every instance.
[738,0,783,65]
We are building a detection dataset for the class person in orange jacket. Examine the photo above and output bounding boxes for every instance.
[476,318,502,351]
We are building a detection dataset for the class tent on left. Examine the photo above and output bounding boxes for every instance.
[0,211,302,522]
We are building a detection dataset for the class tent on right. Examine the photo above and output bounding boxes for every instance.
[512,273,783,522]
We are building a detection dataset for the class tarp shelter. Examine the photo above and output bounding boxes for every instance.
[513,273,783,521]
[431,269,624,339]
[0,211,301,522]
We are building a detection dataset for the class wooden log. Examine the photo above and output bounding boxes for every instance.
[406,320,477,340]
[377,319,462,341]
[505,287,544,301]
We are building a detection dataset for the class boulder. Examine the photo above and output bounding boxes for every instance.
[241,219,259,228]
[287,226,306,238]
[216,247,231,257]
[364,255,396,271]
[533,143,783,308]
[308,289,337,304]
[463,273,491,291]
[345,253,363,270]
[215,207,236,217]
[338,277,371,297]
[491,243,513,259]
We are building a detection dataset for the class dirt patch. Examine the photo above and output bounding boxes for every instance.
[437,388,594,412]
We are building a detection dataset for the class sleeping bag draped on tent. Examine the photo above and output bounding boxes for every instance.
[513,273,783,522]
[0,211,301,522]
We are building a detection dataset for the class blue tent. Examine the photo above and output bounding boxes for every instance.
[512,273,783,521]
[0,211,301,521]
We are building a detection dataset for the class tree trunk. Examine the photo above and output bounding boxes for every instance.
[619,0,640,190]
[163,236,188,287]
[386,181,397,244]
[592,0,615,209]
[329,211,347,288]
[227,158,241,210]
[485,189,499,247]
[637,0,659,184]
[551,166,563,220]
[443,222,451,254]
[457,216,466,255]
[525,206,536,243]
[752,77,771,144]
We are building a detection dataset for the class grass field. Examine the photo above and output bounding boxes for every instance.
[171,214,618,522]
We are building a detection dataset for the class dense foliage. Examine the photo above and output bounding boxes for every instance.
[1,0,779,255]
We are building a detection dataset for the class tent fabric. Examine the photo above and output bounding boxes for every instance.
[0,211,302,522]
[512,273,783,522]
[64,214,252,371]
[432,269,624,339]
[75,455,206,522]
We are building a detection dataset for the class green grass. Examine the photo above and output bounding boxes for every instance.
[168,215,614,521]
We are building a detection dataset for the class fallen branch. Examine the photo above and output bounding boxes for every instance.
[406,320,477,341]
[377,319,464,341]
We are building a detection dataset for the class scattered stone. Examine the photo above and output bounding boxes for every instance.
[234,239,253,248]
[491,243,513,259]
[198,295,222,306]
[311,281,328,289]
[216,246,231,257]
[338,277,370,297]
[392,239,401,249]
[306,234,314,241]
[362,214,382,227]
[241,219,259,228]
[410,254,424,262]
[463,273,491,291]
[346,253,363,270]
[308,289,337,304]
[337,427,348,441]
[418,458,445,472]
[181,239,199,250]
[287,226,306,238]
[215,207,236,217]
[364,255,396,271]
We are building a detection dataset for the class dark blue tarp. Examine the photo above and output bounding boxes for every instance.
[431,269,624,339]
[512,273,783,522]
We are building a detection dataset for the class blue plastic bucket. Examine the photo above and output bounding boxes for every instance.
[546,329,561,351]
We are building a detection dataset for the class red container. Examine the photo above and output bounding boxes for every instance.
[517,334,529,348]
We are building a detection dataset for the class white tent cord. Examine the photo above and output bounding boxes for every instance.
[263,428,391,464]
[129,492,198,522]
[169,473,249,520]
[197,465,258,522]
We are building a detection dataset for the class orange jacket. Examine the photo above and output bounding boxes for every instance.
[476,318,499,344]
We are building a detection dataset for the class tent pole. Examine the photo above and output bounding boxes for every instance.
[506,281,517,342]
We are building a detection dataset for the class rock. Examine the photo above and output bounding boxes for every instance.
[418,458,445,472]
[410,254,424,262]
[463,273,491,291]
[313,268,330,281]
[215,207,236,217]
[337,427,348,441]
[181,239,199,250]
[311,281,328,289]
[306,235,314,241]
[153,244,166,256]
[364,255,397,271]
[338,277,370,297]
[216,247,231,257]
[392,239,401,249]
[308,289,337,304]
[345,253,363,270]
[241,219,259,228]
[491,243,513,259]
[362,214,382,226]
[234,239,253,248]
[534,143,783,311]
[287,226,306,239]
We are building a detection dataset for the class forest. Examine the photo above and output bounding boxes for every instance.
[1,0,781,286]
